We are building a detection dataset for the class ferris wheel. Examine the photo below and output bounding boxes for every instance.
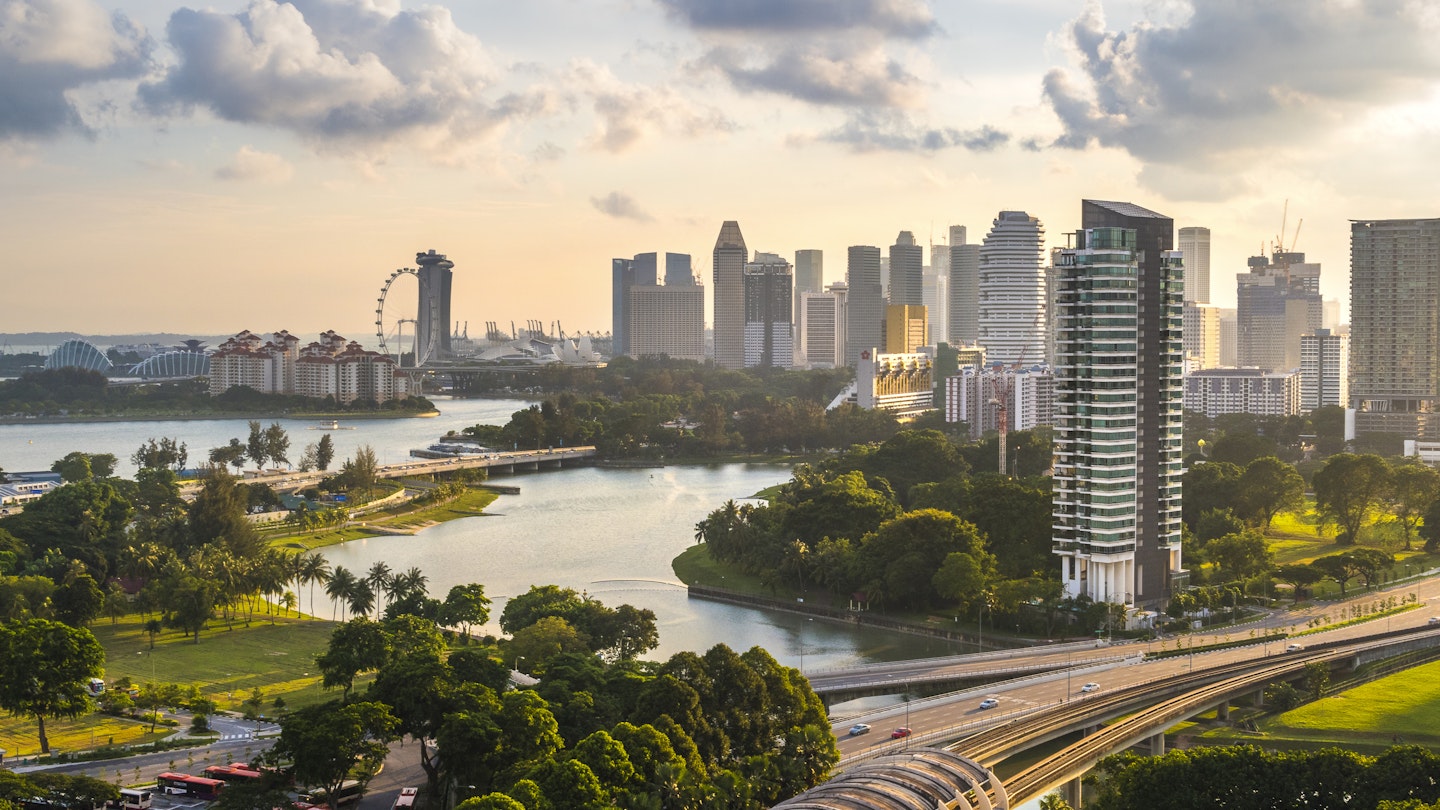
[375,267,441,367]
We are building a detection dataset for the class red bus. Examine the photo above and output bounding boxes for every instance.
[156,774,224,800]
[203,765,264,784]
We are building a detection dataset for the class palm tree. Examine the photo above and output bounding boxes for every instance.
[348,580,376,620]
[326,566,357,622]
[300,553,331,618]
[365,562,393,619]
[394,567,428,601]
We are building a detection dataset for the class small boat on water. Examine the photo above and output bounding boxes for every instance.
[308,420,357,430]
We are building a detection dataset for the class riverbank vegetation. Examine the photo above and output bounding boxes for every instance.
[0,369,435,420]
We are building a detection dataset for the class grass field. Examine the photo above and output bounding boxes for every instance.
[0,612,343,759]
[1270,660,1440,743]
[268,488,499,551]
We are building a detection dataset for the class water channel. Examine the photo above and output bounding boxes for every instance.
[2,398,963,674]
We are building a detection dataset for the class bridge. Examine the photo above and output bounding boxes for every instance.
[783,619,1440,801]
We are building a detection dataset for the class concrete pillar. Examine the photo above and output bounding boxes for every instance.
[1064,777,1083,808]
[1149,733,1166,756]
[1217,701,1229,722]
[1254,688,1265,707]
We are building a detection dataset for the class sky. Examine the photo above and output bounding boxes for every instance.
[4,0,1440,340]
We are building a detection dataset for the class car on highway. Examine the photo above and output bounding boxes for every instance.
[1286,643,1304,652]
[1429,617,1440,625]
[978,698,999,710]
[848,723,871,736]
[891,727,911,739]
[1080,682,1100,693]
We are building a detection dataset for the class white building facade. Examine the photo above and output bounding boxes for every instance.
[978,211,1047,365]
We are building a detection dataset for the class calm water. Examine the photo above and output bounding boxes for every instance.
[2,398,961,672]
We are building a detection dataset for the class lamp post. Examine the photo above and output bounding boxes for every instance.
[514,655,525,673]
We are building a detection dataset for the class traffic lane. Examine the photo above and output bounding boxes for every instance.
[358,739,427,810]
[16,738,276,780]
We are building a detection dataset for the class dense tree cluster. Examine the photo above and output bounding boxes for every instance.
[1091,745,1440,810]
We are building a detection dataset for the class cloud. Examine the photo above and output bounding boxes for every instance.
[659,0,935,109]
[590,191,653,222]
[215,145,294,182]
[568,59,733,153]
[656,0,936,38]
[816,111,1010,153]
[1043,1,1440,167]
[138,0,555,158]
[0,0,152,139]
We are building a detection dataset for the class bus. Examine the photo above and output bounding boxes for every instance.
[156,773,224,800]
[203,765,265,784]
[114,789,152,810]
[299,781,361,808]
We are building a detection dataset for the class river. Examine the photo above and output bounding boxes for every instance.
[2,398,961,678]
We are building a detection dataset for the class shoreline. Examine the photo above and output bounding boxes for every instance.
[0,409,441,425]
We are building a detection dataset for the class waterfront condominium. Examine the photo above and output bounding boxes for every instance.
[1177,227,1211,304]
[712,221,748,369]
[1349,217,1440,439]
[743,252,793,369]
[1053,200,1184,611]
[978,212,1047,366]
[846,245,884,367]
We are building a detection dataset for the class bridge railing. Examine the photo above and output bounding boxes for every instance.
[805,637,1126,679]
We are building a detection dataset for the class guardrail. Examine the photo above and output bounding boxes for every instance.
[814,653,1136,695]
[805,637,1123,678]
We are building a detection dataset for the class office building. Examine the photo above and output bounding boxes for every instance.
[628,284,705,362]
[794,249,823,314]
[978,211,1047,366]
[1218,308,1238,367]
[1236,251,1323,372]
[846,245,884,367]
[799,281,847,369]
[1183,302,1222,370]
[712,221,748,369]
[949,226,980,346]
[414,250,454,366]
[1184,368,1301,417]
[612,254,659,357]
[856,350,935,419]
[1053,200,1184,610]
[885,304,929,354]
[1300,329,1348,412]
[664,252,694,286]
[1350,218,1440,439]
[743,253,793,369]
[924,256,948,346]
[1178,227,1211,304]
[889,231,924,306]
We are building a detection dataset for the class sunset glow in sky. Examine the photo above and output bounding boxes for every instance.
[5,0,1439,337]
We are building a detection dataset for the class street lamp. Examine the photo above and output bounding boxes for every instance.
[514,655,525,673]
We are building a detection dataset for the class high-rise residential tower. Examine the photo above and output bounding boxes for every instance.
[889,231,924,306]
[1301,328,1348,412]
[712,222,748,369]
[1183,302,1222,370]
[1053,200,1184,609]
[628,283,705,361]
[846,245,884,367]
[414,250,454,366]
[1178,227,1211,304]
[948,225,980,345]
[743,252,793,369]
[1350,218,1440,439]
[978,212,1047,366]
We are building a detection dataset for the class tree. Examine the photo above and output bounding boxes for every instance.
[187,468,263,558]
[438,583,491,639]
[1348,547,1394,589]
[1238,456,1306,529]
[316,434,336,471]
[133,438,188,472]
[264,423,291,470]
[1180,461,1243,530]
[50,452,116,482]
[316,618,390,698]
[931,551,990,612]
[1312,554,1358,597]
[1273,563,1323,603]
[325,567,358,622]
[1313,454,1392,545]
[1389,461,1440,550]
[0,618,106,753]
[1305,661,1330,701]
[507,616,589,671]
[274,701,398,810]
[52,572,105,627]
[1203,530,1274,583]
[209,439,248,475]
[246,421,268,469]
[342,445,380,494]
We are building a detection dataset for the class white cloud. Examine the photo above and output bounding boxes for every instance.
[568,59,733,154]
[589,190,653,221]
[0,0,152,138]
[215,145,294,183]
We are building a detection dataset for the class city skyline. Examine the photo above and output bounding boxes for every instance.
[5,0,1438,335]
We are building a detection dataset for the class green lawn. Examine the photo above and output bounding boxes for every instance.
[1271,660,1440,743]
[672,544,774,596]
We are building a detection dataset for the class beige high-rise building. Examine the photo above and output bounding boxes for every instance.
[948,225,980,346]
[1183,302,1222,370]
[1218,307,1238,367]
[800,282,847,369]
[1178,227,1211,304]
[1300,328,1348,412]
[711,221,748,369]
[1237,251,1323,372]
[628,285,705,361]
[846,245,884,367]
[885,303,928,354]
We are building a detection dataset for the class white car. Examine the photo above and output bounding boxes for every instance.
[1286,643,1304,652]
[978,698,999,710]
[1428,617,1440,626]
[1080,682,1100,693]
[848,723,871,736]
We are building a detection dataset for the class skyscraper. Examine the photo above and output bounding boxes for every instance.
[1178,227,1211,304]
[794,249,823,364]
[664,252,694,286]
[1236,251,1323,372]
[846,245,884,367]
[743,253,793,368]
[414,249,453,366]
[889,231,923,306]
[1053,200,1184,609]
[1350,218,1440,439]
[1300,329,1348,412]
[799,281,847,369]
[948,226,980,345]
[978,211,1046,366]
[629,283,705,361]
[885,304,928,354]
[611,252,660,357]
[712,221,748,369]
[1183,302,1222,370]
